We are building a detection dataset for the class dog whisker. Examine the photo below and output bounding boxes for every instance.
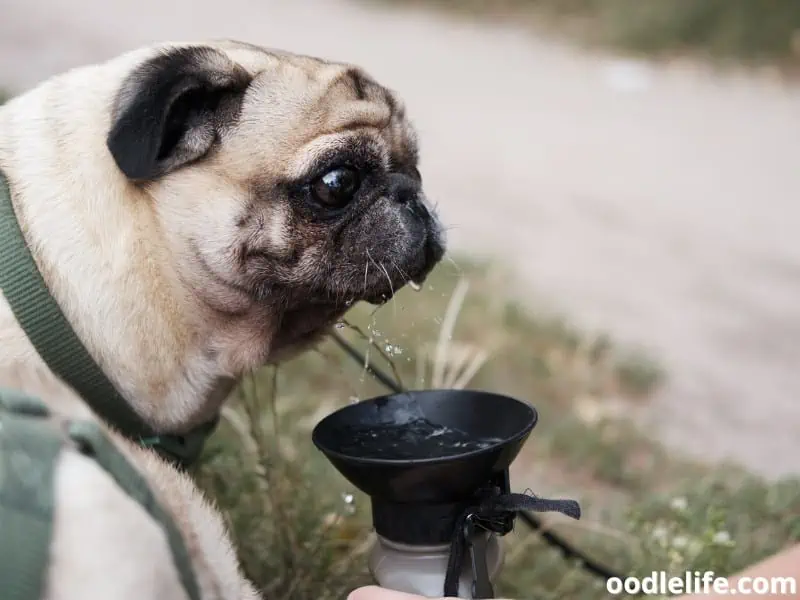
[367,250,395,308]
[363,257,371,297]
[375,258,397,318]
[389,258,410,282]
[378,260,394,297]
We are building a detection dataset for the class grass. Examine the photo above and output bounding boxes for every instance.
[363,0,800,68]
[193,258,800,600]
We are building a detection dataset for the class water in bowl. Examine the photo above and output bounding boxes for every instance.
[331,418,503,460]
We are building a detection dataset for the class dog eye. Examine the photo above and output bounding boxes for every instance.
[311,167,361,208]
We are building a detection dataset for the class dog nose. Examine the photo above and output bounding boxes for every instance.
[425,228,446,265]
[388,172,420,205]
[412,231,446,286]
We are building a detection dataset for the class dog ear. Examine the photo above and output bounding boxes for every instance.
[107,46,252,181]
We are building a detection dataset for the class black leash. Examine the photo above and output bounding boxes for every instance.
[515,509,624,581]
[329,331,626,585]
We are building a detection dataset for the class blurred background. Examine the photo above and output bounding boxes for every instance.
[3,1,799,598]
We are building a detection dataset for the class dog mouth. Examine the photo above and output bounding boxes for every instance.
[359,240,442,306]
[362,275,425,306]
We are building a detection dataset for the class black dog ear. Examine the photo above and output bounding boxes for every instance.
[107,46,252,181]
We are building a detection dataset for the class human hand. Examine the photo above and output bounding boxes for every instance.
[346,586,515,600]
[347,586,456,600]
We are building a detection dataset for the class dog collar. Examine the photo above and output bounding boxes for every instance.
[0,170,216,469]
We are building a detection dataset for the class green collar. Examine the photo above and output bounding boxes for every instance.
[0,170,216,469]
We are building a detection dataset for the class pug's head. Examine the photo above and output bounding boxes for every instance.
[106,41,445,356]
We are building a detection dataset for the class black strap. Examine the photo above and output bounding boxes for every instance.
[444,490,582,598]
[0,170,215,468]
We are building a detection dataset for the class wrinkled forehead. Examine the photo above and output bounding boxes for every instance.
[210,40,418,179]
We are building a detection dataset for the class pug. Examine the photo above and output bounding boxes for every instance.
[0,39,445,437]
[0,361,260,600]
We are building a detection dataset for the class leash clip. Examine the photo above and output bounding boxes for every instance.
[139,414,220,470]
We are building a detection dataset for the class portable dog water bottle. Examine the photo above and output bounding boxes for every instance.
[312,389,581,599]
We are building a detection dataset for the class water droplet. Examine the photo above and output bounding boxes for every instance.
[334,321,345,329]
[341,492,357,515]
[712,531,732,545]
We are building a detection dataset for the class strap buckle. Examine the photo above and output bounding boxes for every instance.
[139,414,220,470]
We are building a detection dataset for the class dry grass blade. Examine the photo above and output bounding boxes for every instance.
[441,344,472,388]
[280,512,357,599]
[432,277,470,388]
[404,277,496,391]
[330,532,376,576]
[451,347,491,390]
[415,344,428,389]
[219,405,261,467]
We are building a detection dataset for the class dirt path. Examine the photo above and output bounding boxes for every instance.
[2,0,799,479]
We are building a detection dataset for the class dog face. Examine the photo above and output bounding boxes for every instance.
[106,42,445,355]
